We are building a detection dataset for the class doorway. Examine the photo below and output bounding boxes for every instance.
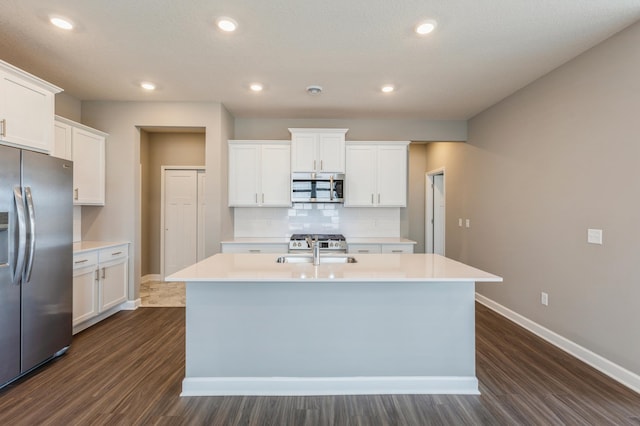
[160,167,206,279]
[426,169,446,255]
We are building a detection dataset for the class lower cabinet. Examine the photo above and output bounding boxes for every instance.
[348,243,414,254]
[73,244,128,331]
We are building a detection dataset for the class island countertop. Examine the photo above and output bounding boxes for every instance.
[166,253,502,283]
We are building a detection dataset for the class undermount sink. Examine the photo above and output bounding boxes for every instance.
[276,255,357,264]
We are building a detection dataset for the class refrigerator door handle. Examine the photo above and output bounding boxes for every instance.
[24,187,36,283]
[12,186,27,285]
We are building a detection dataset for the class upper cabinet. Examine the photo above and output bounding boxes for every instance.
[0,60,62,153]
[54,116,107,206]
[289,128,347,173]
[344,141,409,207]
[228,140,291,207]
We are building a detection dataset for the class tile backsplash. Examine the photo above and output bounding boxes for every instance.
[234,205,400,238]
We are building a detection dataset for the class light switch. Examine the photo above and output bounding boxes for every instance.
[458,218,463,227]
[587,228,603,245]
[465,219,470,228]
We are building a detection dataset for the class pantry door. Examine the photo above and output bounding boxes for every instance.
[162,168,202,278]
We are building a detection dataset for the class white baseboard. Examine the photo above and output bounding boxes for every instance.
[141,274,161,283]
[181,376,479,397]
[119,298,141,310]
[475,293,640,394]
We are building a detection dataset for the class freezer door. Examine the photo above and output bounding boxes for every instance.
[0,145,21,385]
[20,150,73,372]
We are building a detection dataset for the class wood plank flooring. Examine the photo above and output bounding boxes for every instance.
[1,304,639,425]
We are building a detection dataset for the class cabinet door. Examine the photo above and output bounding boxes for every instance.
[344,145,377,206]
[72,265,98,326]
[0,70,54,153]
[376,145,407,207]
[317,133,345,172]
[261,144,291,206]
[99,258,128,312]
[53,120,72,160]
[290,133,317,172]
[229,144,260,206]
[73,127,106,205]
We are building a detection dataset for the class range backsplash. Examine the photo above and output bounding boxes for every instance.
[233,204,400,238]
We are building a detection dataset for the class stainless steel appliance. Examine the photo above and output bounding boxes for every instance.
[289,233,347,253]
[291,172,344,203]
[0,145,73,389]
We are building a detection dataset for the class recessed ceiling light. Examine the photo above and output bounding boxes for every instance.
[50,16,74,30]
[250,83,263,92]
[381,85,395,93]
[415,20,437,35]
[306,85,323,95]
[141,82,156,91]
[216,17,238,32]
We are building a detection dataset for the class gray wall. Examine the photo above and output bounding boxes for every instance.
[54,92,82,122]
[430,21,640,375]
[141,132,205,276]
[80,101,233,299]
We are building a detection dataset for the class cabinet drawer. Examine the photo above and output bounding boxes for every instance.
[73,252,98,269]
[348,244,381,254]
[221,243,288,254]
[98,245,128,262]
[381,244,413,254]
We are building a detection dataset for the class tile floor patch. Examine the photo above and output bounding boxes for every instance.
[140,280,185,307]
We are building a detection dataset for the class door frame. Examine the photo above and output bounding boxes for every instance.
[160,165,205,280]
[425,167,446,255]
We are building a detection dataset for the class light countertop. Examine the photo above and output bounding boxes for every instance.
[221,238,289,244]
[73,241,128,253]
[166,253,502,283]
[221,237,416,244]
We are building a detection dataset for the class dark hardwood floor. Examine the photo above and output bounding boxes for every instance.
[1,304,639,425]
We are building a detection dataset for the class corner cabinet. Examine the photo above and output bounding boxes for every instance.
[72,243,129,334]
[54,116,107,206]
[228,140,291,207]
[0,60,62,153]
[344,141,409,207]
[289,128,347,173]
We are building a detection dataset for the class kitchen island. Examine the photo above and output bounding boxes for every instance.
[167,253,502,396]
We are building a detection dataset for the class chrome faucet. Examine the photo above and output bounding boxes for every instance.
[306,236,321,265]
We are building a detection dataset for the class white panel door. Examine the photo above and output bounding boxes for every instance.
[377,145,407,207]
[261,144,291,206]
[344,145,377,206]
[164,170,198,277]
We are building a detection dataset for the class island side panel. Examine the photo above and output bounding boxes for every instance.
[185,280,476,380]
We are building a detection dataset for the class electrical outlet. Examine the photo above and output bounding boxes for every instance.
[541,292,549,306]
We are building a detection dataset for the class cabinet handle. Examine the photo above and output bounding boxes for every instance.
[371,194,374,204]
[111,251,123,256]
[0,119,6,137]
[248,249,261,253]
[255,193,258,203]
[95,269,99,281]
[101,267,106,279]
[313,160,316,171]
[391,250,403,253]
[320,160,323,170]
[262,193,265,203]
[74,259,89,264]
[378,194,381,204]
[74,188,79,200]
[358,250,370,253]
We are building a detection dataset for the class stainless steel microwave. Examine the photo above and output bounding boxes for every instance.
[291,172,344,203]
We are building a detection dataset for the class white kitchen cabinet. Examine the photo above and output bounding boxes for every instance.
[228,140,291,207]
[289,128,347,173]
[344,141,409,207]
[0,60,61,153]
[221,242,289,253]
[54,116,107,205]
[348,243,414,254]
[72,243,129,332]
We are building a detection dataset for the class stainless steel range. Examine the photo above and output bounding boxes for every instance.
[289,233,347,253]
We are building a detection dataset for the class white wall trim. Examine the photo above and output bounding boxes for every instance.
[181,376,479,397]
[475,293,640,394]
[119,298,141,310]
[141,274,162,283]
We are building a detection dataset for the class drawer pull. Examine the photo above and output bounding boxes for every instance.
[391,250,403,253]
[248,249,261,253]
[111,251,123,256]
[358,250,369,253]
[74,259,89,264]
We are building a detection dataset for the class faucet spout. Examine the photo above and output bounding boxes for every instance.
[306,236,321,265]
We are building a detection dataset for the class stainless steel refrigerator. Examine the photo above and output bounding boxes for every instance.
[0,144,73,388]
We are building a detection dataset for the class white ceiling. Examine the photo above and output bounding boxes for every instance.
[1,0,639,119]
